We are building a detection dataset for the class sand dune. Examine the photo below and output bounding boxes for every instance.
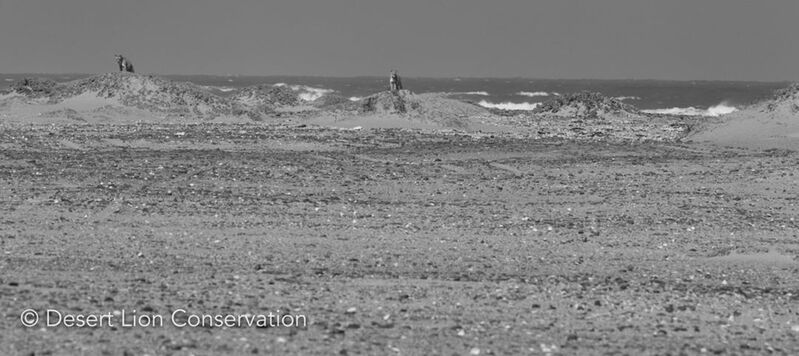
[2,73,234,123]
[306,90,503,132]
[690,84,799,149]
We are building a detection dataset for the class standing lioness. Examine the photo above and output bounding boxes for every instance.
[115,54,135,73]
[390,70,403,92]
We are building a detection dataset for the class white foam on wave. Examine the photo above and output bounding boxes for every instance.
[614,96,641,101]
[643,103,738,117]
[455,91,490,96]
[4,78,14,82]
[274,83,335,102]
[201,85,237,93]
[478,100,540,111]
[349,96,363,101]
[517,91,550,98]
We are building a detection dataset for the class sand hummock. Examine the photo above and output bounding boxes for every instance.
[1,73,311,123]
[0,74,698,142]
[305,90,502,131]
[474,91,693,142]
[690,83,799,149]
[355,90,490,119]
[2,73,248,123]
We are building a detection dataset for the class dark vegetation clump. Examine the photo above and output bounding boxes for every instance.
[534,91,637,117]
[12,78,60,98]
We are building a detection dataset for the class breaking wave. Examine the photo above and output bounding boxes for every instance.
[614,96,641,101]
[517,91,550,98]
[273,83,335,102]
[202,85,236,93]
[642,103,738,117]
[449,91,490,96]
[477,100,540,111]
[349,96,363,101]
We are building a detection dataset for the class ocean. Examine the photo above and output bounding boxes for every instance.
[2,74,790,117]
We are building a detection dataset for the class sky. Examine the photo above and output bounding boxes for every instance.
[0,0,797,81]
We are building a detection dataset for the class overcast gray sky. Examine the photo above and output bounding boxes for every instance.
[0,0,797,80]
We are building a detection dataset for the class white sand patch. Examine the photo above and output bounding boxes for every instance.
[691,113,799,149]
[57,91,122,111]
[707,250,796,265]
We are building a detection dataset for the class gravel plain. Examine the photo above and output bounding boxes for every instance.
[1,122,798,355]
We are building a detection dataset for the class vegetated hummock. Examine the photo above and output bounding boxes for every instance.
[8,73,302,120]
[762,83,799,114]
[481,91,695,142]
[230,84,300,110]
[533,91,640,118]
[357,90,490,117]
